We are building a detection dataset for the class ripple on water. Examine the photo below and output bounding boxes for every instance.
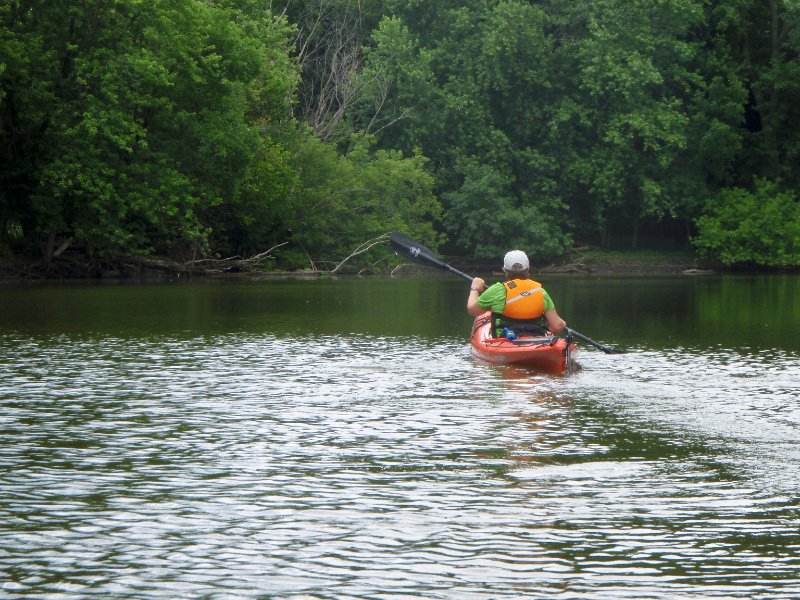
[1,333,800,598]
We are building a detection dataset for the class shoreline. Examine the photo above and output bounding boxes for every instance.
[0,250,719,282]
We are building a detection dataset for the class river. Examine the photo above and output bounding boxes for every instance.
[1,275,799,598]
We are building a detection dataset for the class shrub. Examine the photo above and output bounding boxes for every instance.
[693,179,800,267]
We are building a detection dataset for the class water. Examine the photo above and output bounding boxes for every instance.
[1,275,800,598]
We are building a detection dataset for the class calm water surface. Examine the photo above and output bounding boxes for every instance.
[1,275,799,599]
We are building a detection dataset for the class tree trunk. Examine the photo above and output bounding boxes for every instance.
[42,229,56,271]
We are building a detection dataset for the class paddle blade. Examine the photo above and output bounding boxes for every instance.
[390,232,475,282]
[390,232,442,267]
[567,328,626,354]
[593,344,625,354]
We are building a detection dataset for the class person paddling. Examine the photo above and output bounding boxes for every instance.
[467,250,567,337]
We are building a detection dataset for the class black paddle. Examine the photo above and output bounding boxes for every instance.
[561,328,624,354]
[390,232,625,354]
[390,232,473,281]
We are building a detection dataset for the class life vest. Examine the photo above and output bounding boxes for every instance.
[502,279,545,319]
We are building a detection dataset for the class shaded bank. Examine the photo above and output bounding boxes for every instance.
[428,250,714,278]
[0,250,714,282]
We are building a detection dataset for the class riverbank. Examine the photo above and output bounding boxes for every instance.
[0,248,716,282]
[545,249,714,276]
[447,249,714,278]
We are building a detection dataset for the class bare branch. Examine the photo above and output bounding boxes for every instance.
[53,237,73,258]
[125,243,290,275]
[368,106,415,137]
[294,0,371,141]
[305,186,369,213]
[357,255,390,276]
[330,233,390,274]
[184,242,289,269]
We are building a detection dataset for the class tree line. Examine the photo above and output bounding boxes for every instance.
[1,0,798,273]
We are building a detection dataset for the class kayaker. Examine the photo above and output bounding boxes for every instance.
[467,250,567,337]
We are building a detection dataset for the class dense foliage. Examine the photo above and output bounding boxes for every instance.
[694,179,800,267]
[0,0,440,271]
[1,0,799,271]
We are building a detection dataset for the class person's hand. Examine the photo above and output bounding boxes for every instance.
[470,277,486,293]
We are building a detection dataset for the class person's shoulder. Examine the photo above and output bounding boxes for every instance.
[484,281,505,293]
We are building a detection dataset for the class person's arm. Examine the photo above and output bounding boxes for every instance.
[466,277,486,316]
[544,308,566,334]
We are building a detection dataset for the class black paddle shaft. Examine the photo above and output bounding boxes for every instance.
[389,232,625,354]
[566,328,624,354]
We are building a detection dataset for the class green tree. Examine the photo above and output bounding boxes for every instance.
[694,179,800,267]
[350,16,438,152]
[443,158,568,261]
[562,0,705,247]
[720,0,800,185]
[282,133,440,270]
[355,1,571,258]
[0,0,298,265]
[355,0,798,259]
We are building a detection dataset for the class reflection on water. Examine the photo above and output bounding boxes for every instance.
[1,276,800,598]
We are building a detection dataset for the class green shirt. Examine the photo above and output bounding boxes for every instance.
[476,281,555,314]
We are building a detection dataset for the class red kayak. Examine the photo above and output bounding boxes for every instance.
[470,313,577,374]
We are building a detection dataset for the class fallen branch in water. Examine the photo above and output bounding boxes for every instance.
[183,243,289,271]
[124,242,289,275]
[543,255,590,273]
